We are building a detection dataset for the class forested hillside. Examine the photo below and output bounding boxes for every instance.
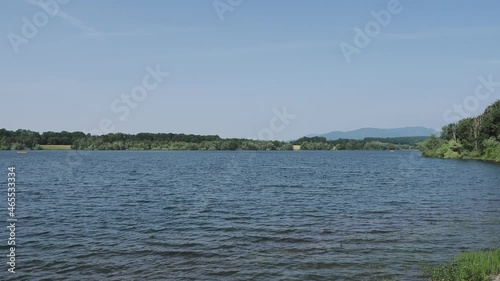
[420,100,500,162]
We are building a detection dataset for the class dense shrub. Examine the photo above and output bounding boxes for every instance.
[420,100,500,162]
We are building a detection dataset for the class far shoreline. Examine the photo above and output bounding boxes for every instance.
[7,147,422,151]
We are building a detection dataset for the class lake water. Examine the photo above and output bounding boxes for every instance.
[1,151,499,280]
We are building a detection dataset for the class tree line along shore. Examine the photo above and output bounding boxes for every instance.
[0,129,427,151]
[3,100,497,155]
[421,100,500,162]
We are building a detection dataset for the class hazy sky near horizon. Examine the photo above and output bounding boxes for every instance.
[1,0,500,140]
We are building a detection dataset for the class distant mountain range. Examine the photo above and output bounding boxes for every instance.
[309,127,439,140]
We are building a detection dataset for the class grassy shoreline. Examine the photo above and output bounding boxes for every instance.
[423,249,500,281]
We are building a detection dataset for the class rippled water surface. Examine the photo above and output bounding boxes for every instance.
[1,151,499,280]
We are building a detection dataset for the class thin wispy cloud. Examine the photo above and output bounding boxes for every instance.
[390,27,500,40]
[338,26,500,44]
[24,0,99,34]
[81,26,212,38]
[84,31,149,38]
[23,0,156,38]
[482,60,500,64]
[56,10,97,34]
[177,40,334,57]
[380,32,412,40]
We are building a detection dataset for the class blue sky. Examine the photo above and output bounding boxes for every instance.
[1,0,500,140]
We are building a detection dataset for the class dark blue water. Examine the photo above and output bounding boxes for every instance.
[1,151,499,280]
